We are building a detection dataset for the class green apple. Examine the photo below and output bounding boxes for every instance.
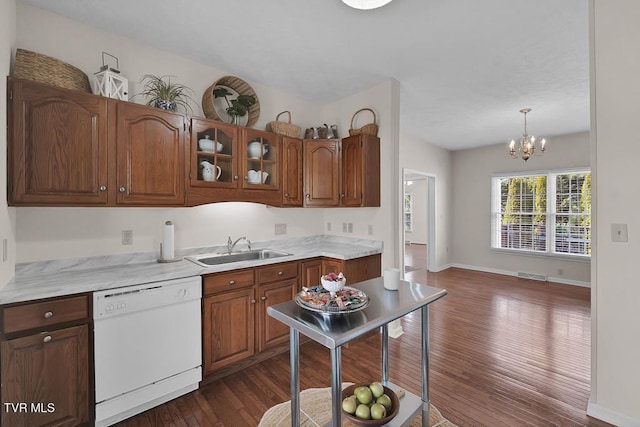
[369,381,384,399]
[342,396,357,414]
[370,403,387,420]
[355,403,371,419]
[376,394,393,411]
[355,387,373,405]
[354,386,368,396]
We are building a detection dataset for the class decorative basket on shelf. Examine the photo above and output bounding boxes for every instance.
[266,111,301,137]
[349,107,378,137]
[14,48,91,93]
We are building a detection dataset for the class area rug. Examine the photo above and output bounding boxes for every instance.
[258,385,456,426]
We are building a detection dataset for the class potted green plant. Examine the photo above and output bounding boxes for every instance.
[213,87,256,125]
[137,74,194,114]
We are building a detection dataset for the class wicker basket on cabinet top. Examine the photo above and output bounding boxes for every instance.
[266,111,301,138]
[349,107,379,137]
[14,48,91,93]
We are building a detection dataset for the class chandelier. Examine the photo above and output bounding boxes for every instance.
[509,108,546,161]
[341,0,393,10]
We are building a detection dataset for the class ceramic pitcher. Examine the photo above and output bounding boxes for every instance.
[200,160,222,182]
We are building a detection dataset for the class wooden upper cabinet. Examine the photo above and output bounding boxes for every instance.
[282,137,303,206]
[115,102,186,205]
[341,134,380,207]
[241,128,279,190]
[190,118,239,189]
[8,78,109,205]
[303,139,340,207]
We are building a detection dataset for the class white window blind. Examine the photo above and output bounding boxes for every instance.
[491,170,591,257]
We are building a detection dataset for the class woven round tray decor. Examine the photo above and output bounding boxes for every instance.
[14,48,91,93]
[349,107,379,137]
[202,75,260,127]
[266,111,301,137]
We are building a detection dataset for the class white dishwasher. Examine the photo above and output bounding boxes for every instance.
[93,276,202,427]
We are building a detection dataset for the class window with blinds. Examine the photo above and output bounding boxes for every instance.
[491,170,591,257]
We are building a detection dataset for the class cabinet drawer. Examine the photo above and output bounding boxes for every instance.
[204,269,255,295]
[257,261,298,284]
[2,295,89,334]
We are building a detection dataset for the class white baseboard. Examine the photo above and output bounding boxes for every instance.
[587,401,640,427]
[450,263,591,287]
[428,263,452,273]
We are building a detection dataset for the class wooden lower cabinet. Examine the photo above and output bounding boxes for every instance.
[257,279,297,351]
[1,322,90,427]
[300,259,323,287]
[203,286,256,375]
[202,261,298,377]
[202,255,380,378]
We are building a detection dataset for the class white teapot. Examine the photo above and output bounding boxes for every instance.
[200,160,222,182]
[198,135,223,153]
[247,140,269,159]
[247,169,269,184]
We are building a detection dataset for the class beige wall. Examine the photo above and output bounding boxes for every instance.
[451,132,591,285]
[0,0,17,285]
[321,79,400,269]
[399,133,452,271]
[588,0,640,423]
[12,4,400,266]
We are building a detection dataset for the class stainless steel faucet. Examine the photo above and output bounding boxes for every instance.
[227,236,251,254]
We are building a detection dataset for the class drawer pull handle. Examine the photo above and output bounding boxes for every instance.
[278,271,284,275]
[43,335,52,343]
[99,185,107,191]
[261,296,267,301]
[229,280,236,285]
[119,186,126,193]
[44,311,54,319]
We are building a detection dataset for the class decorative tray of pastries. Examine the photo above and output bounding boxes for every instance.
[295,285,369,315]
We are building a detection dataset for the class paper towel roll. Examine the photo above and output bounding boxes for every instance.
[162,221,175,260]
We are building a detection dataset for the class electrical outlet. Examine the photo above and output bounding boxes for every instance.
[343,223,348,232]
[327,222,332,232]
[368,225,373,235]
[348,223,353,233]
[122,230,133,245]
[275,223,287,235]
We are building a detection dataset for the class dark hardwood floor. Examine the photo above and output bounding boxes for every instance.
[117,246,609,426]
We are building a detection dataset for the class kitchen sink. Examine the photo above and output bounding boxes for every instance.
[185,249,291,267]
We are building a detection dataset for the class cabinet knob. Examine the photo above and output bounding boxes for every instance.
[278,271,284,275]
[229,280,236,285]
[340,193,345,199]
[261,296,267,301]
[119,186,126,193]
[305,194,311,199]
[99,185,107,191]
[284,193,289,197]
[43,311,53,319]
[244,176,248,181]
[250,299,257,304]
[43,335,52,343]
[234,175,239,180]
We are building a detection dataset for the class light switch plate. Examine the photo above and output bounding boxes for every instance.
[611,223,628,242]
[275,224,287,235]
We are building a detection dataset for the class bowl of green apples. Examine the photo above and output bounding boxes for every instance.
[341,382,400,426]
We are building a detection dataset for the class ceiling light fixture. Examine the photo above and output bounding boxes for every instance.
[509,108,546,161]
[341,0,393,10]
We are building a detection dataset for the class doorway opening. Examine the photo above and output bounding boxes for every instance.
[401,169,436,277]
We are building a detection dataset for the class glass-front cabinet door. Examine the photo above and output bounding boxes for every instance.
[191,118,239,188]
[241,129,280,190]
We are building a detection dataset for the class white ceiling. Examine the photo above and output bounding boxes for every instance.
[19,0,590,151]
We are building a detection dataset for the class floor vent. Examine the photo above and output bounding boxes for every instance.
[517,272,547,282]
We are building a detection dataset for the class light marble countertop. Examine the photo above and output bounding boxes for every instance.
[0,235,383,305]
